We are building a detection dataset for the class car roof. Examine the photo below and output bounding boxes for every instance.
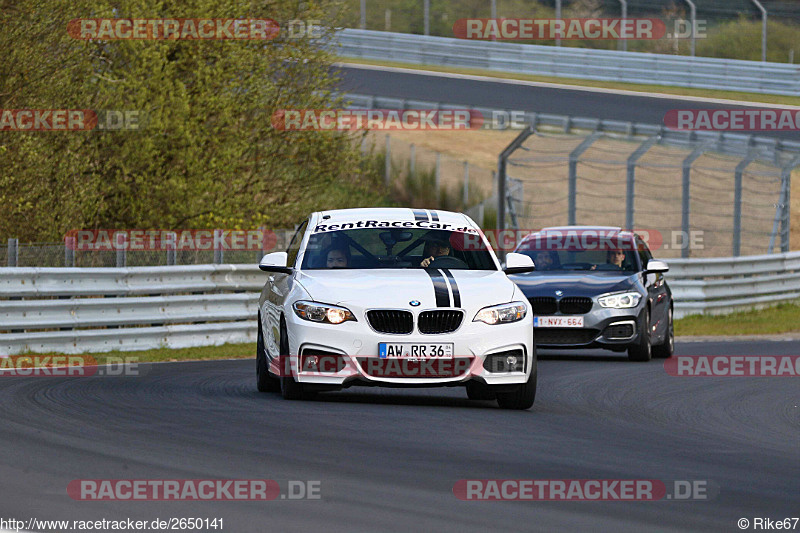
[313,207,474,228]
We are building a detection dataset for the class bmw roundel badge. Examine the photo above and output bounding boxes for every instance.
[410,300,421,306]
[555,290,563,297]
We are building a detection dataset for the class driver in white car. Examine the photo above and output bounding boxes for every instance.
[420,237,452,267]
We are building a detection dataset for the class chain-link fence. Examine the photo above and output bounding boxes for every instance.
[503,127,798,258]
[1,231,296,268]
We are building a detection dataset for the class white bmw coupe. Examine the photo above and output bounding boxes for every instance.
[256,208,537,409]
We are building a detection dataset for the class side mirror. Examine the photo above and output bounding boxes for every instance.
[645,259,669,274]
[259,251,293,274]
[503,252,536,274]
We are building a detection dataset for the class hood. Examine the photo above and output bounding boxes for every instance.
[295,269,517,310]
[509,271,639,298]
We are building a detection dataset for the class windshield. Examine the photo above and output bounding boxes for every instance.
[300,228,496,270]
[516,241,640,273]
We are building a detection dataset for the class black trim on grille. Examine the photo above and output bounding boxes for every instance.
[366,310,414,334]
[558,297,593,314]
[529,297,557,315]
[418,310,463,334]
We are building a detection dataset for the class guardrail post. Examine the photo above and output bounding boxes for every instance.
[681,141,713,258]
[64,236,76,267]
[7,238,18,267]
[569,132,603,226]
[625,135,659,230]
[733,152,758,256]
[385,134,391,186]
[115,233,127,268]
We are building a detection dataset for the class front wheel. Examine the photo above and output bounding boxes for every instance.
[628,308,652,362]
[256,314,280,392]
[279,320,305,400]
[652,307,674,359]
[496,368,537,410]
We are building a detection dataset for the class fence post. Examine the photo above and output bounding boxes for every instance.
[385,134,391,186]
[625,135,659,230]
[7,238,18,267]
[681,141,713,258]
[115,233,127,268]
[497,126,535,239]
[213,229,224,264]
[424,0,429,36]
[732,152,758,256]
[435,152,441,202]
[409,143,415,177]
[462,161,469,207]
[568,132,602,226]
[64,236,76,267]
[778,156,800,253]
[166,231,177,266]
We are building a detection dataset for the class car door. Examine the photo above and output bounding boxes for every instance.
[637,237,668,342]
[263,219,308,359]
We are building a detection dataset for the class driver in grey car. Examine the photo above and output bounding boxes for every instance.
[420,238,452,267]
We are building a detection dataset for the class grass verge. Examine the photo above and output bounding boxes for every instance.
[79,343,255,366]
[337,58,800,107]
[675,300,800,337]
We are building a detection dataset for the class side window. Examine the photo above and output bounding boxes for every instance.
[286,220,308,268]
[637,238,653,271]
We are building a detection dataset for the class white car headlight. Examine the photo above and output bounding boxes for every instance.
[597,291,642,309]
[293,301,356,324]
[473,302,527,325]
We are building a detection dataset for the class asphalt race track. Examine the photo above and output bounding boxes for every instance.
[1,340,797,532]
[336,64,799,142]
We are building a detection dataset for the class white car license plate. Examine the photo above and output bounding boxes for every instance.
[534,316,585,328]
[378,343,454,359]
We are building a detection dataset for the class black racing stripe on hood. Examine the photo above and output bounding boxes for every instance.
[412,209,429,222]
[441,268,461,308]
[424,268,450,307]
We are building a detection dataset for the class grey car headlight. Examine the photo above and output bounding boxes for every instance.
[293,301,356,324]
[473,302,527,325]
[597,291,642,309]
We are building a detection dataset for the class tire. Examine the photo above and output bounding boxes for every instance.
[652,306,674,359]
[256,314,280,392]
[496,365,537,410]
[628,308,652,362]
[278,319,305,400]
[466,381,496,401]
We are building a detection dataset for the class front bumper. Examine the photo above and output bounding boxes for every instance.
[283,310,534,387]
[534,306,646,350]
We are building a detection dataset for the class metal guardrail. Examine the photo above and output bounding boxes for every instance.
[0,265,262,355]
[1,256,799,354]
[335,29,800,97]
[668,251,800,318]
